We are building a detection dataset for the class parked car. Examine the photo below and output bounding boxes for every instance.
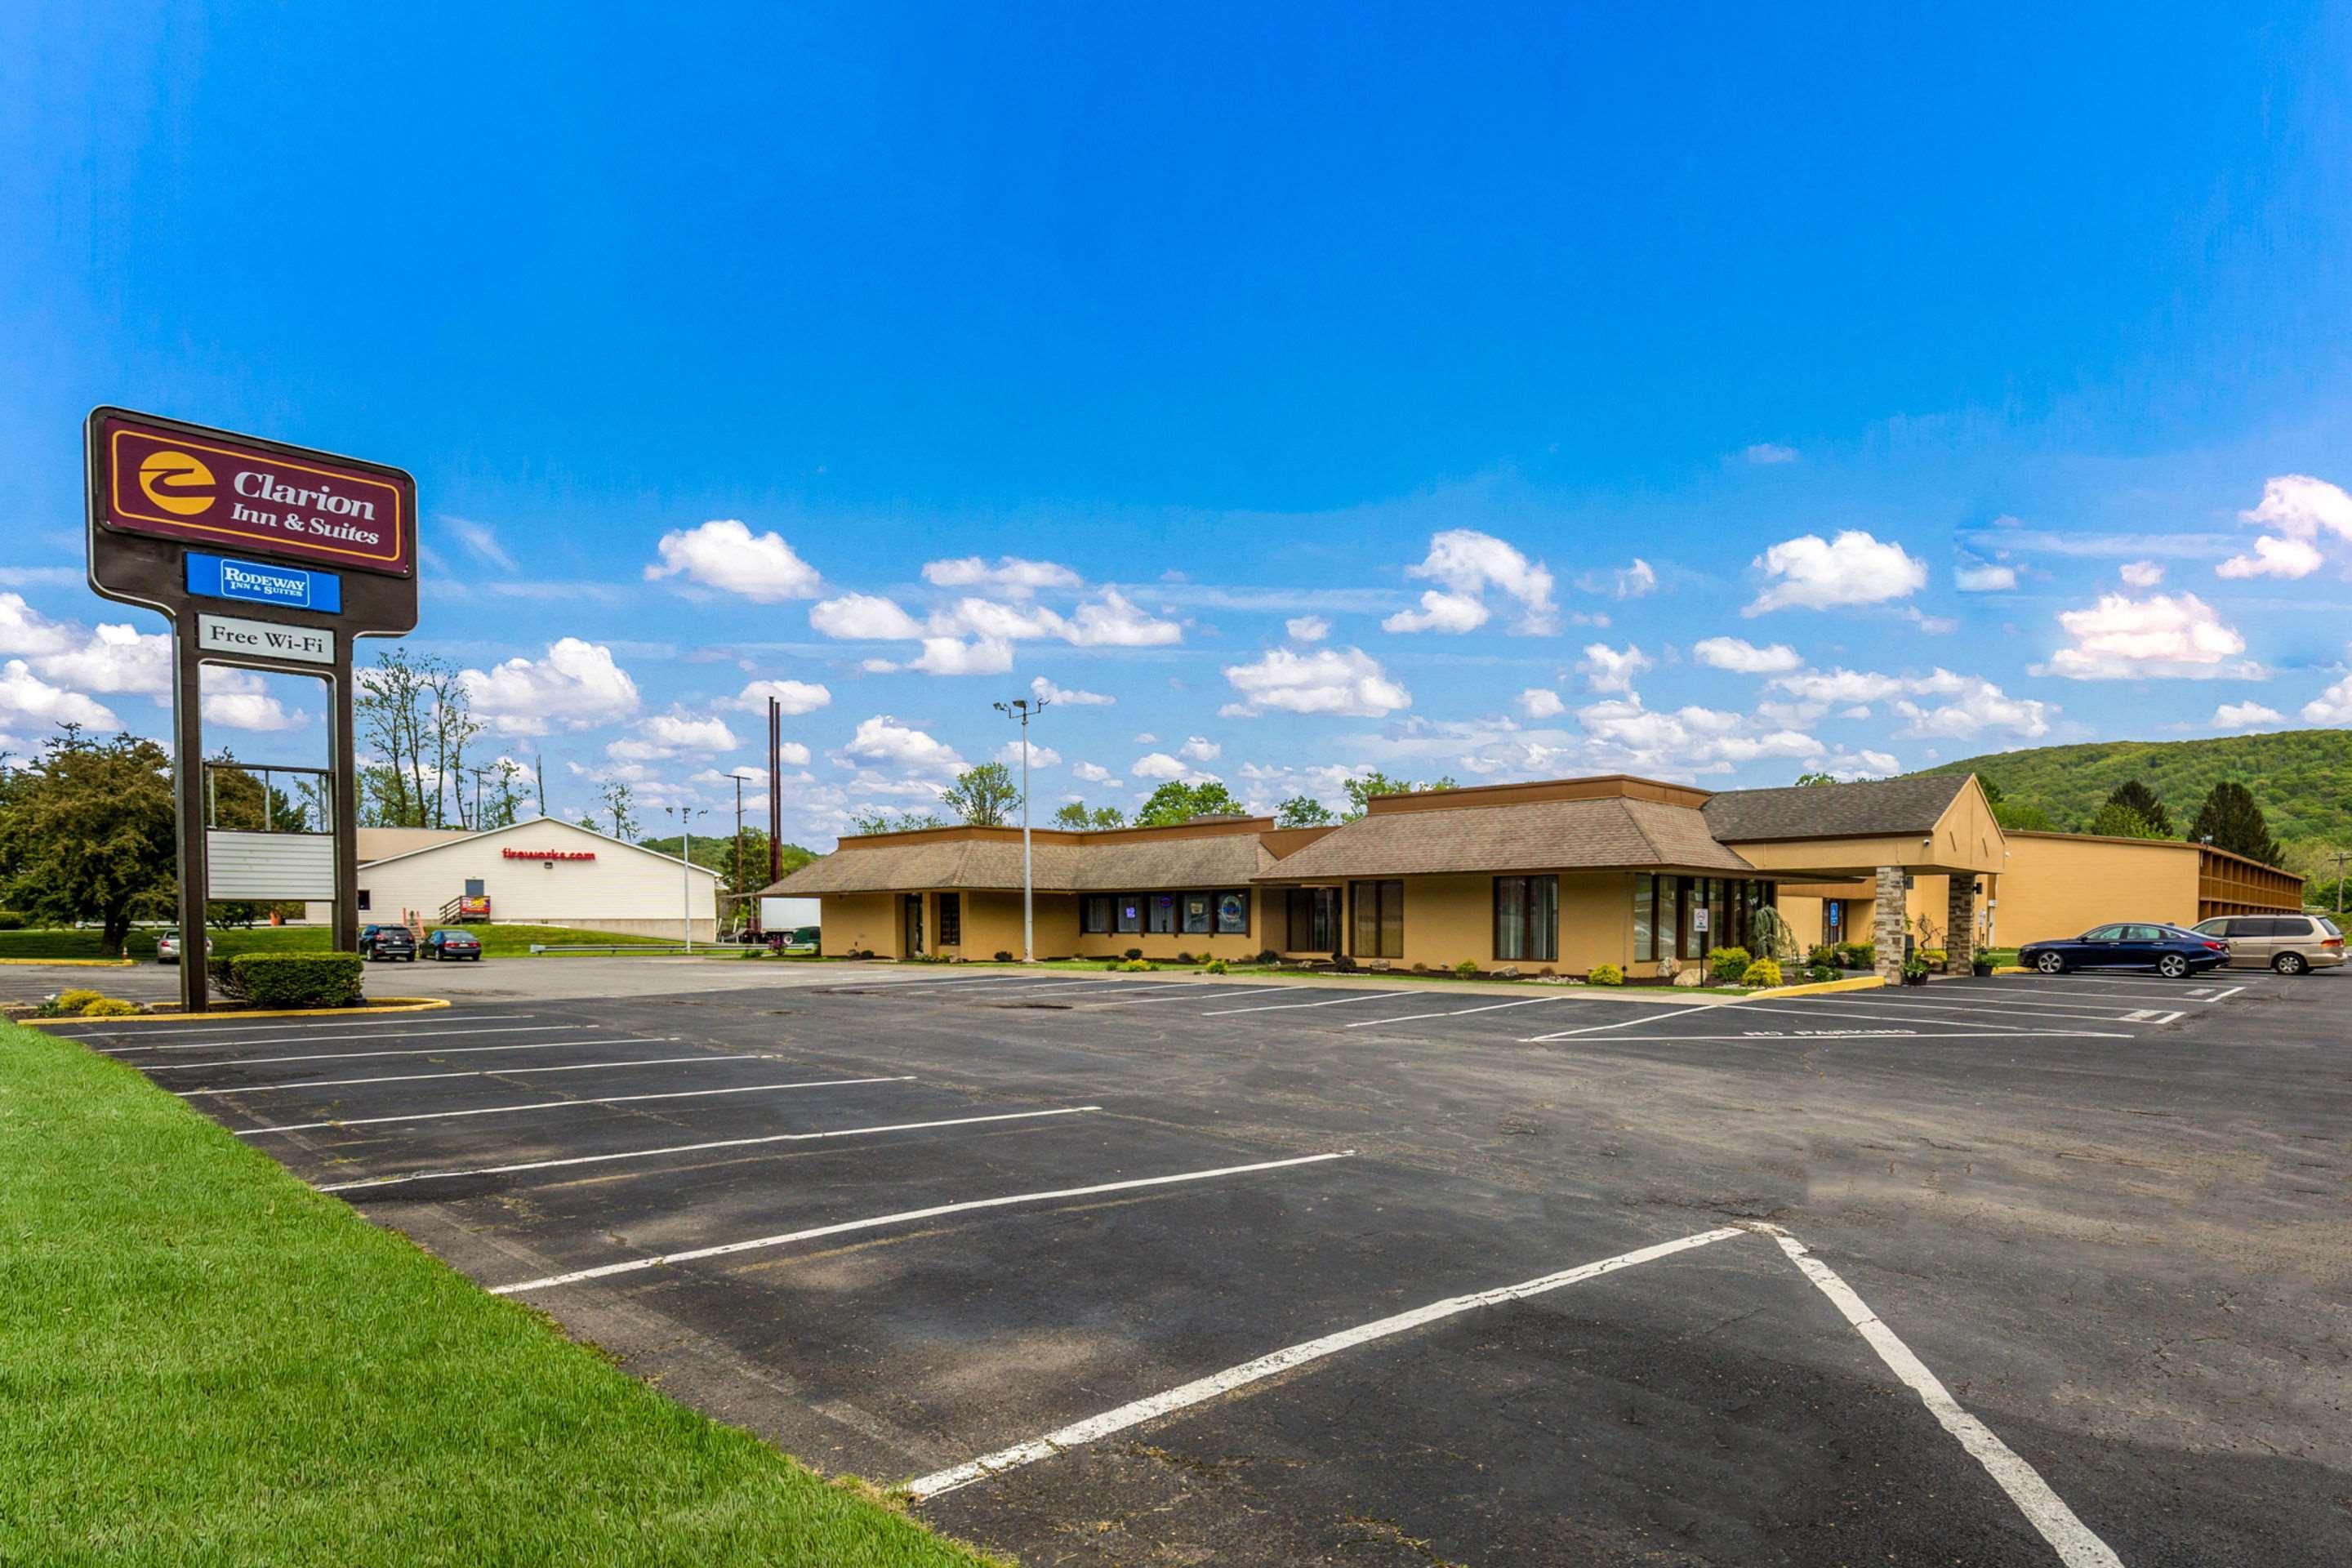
[154,928,212,965]
[423,928,483,961]
[359,924,416,962]
[2189,912,2345,974]
[2017,923,2229,978]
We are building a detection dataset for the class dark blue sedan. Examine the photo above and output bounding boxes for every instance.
[423,928,483,961]
[2018,922,2229,978]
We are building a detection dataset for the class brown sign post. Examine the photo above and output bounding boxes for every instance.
[84,408,419,1011]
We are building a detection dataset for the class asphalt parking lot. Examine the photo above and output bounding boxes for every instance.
[53,965,2350,1566]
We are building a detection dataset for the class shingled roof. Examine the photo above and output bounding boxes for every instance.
[767,830,1272,895]
[1700,773,1971,843]
[1254,795,1755,881]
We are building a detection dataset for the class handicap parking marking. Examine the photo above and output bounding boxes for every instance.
[487,1148,1358,1295]
[316,1104,1104,1194]
[903,1225,1750,1500]
[233,1074,915,1136]
[139,1036,683,1071]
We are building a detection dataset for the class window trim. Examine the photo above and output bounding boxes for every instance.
[1493,874,1558,964]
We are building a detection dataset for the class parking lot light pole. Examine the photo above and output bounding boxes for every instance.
[666,804,706,952]
[992,697,1048,962]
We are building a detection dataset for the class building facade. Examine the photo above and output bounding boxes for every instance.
[772,773,2308,981]
[309,817,722,939]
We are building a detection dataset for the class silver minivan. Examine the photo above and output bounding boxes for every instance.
[2190,912,2345,973]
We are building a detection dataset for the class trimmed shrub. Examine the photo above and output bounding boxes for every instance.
[1174,951,1196,966]
[993,950,1013,962]
[1807,963,1838,984]
[0,910,24,930]
[1837,942,1876,969]
[212,953,364,1009]
[1204,958,1228,974]
[1706,946,1753,984]
[79,996,142,1017]
[1806,944,1839,969]
[1922,948,1947,967]
[55,987,106,1012]
[1254,950,1279,965]
[1123,947,1143,961]
[1454,960,1481,978]
[1588,963,1623,987]
[1115,958,1155,973]
[1740,958,1783,988]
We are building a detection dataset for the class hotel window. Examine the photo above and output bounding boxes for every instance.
[1182,893,1214,935]
[1115,895,1143,935]
[1081,894,1114,934]
[1658,876,1681,961]
[1148,893,1178,934]
[1351,880,1405,960]
[1214,889,1250,936]
[1633,875,1655,962]
[1286,887,1340,951]
[938,893,962,947]
[357,888,372,912]
[1494,875,1557,963]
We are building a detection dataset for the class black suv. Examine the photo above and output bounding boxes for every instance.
[359,924,417,962]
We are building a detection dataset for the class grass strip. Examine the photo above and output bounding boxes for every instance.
[0,1018,1000,1566]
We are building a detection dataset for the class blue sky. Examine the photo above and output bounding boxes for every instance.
[6,3,2352,844]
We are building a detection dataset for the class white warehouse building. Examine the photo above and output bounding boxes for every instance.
[306,817,722,941]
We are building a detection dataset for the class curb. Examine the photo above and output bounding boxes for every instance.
[1744,974,1887,1000]
[20,997,452,1028]
[0,956,137,968]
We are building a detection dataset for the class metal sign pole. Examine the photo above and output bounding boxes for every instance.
[171,619,208,1009]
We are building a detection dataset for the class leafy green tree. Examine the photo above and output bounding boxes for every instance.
[637,827,816,893]
[1051,801,1126,830]
[1340,771,1456,821]
[2189,781,2284,866]
[1134,780,1245,827]
[1992,800,2058,832]
[939,762,1022,826]
[598,780,639,840]
[0,728,177,951]
[2086,802,2164,840]
[2101,778,2173,837]
[1792,771,1839,787]
[1276,795,1336,826]
[849,808,944,835]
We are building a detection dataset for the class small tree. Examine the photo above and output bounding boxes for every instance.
[940,762,1021,826]
[2102,779,2173,837]
[2189,782,2283,866]
[2087,802,2164,840]
[1276,795,1335,827]
[599,780,639,840]
[849,808,944,835]
[1791,770,1838,787]
[1340,771,1455,822]
[1051,801,1126,830]
[1134,779,1245,827]
[0,728,177,951]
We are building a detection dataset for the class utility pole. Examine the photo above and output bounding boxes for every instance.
[767,697,783,885]
[992,696,1047,962]
[733,773,746,936]
[665,804,706,952]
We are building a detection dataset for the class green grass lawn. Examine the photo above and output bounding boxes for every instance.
[0,1019,1000,1566]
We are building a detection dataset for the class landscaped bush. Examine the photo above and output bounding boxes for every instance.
[1588,963,1623,986]
[1740,958,1783,988]
[1837,942,1876,969]
[210,953,364,1009]
[1806,944,1839,969]
[1922,948,1947,967]
[993,950,1013,962]
[1123,947,1143,961]
[1707,946,1753,983]
[1115,958,1155,973]
[79,996,142,1017]
[1174,951,1196,965]
[0,911,24,930]
[54,987,105,1013]
[1807,963,1838,984]
[1204,957,1228,974]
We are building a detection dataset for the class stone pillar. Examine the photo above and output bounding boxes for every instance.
[1873,866,1908,982]
[1945,877,1976,974]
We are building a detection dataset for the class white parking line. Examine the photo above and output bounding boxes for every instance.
[317,1105,1104,1193]
[1585,1028,2133,1043]
[2205,984,2245,1003]
[977,978,1195,997]
[1820,996,2163,1024]
[1200,990,1417,1018]
[105,1023,590,1055]
[488,1148,1358,1295]
[903,1226,1748,1500]
[1072,985,1292,1009]
[234,1075,913,1136]
[176,1053,760,1097]
[1525,998,2023,1043]
[68,1012,532,1043]
[140,1036,679,1071]
[1758,1225,2124,1568]
[1343,994,1592,1028]
[1980,982,2227,1004]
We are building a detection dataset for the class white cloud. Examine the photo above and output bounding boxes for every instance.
[1745,530,1927,614]
[906,635,1015,676]
[1178,735,1221,763]
[2221,474,2352,581]
[2213,701,2284,729]
[2037,592,2261,680]
[733,678,831,715]
[2119,560,2166,588]
[1517,687,1566,719]
[1771,667,1909,705]
[995,738,1062,769]
[1576,694,1823,774]
[921,556,1081,597]
[460,638,642,735]
[442,515,519,572]
[839,715,964,774]
[1616,559,1657,599]
[1285,615,1331,643]
[1891,676,2054,740]
[1383,529,1556,635]
[1058,589,1183,647]
[33,621,172,697]
[644,714,739,751]
[1742,443,1799,465]
[1954,563,2016,592]
[2301,660,2352,725]
[1071,760,1117,784]
[1219,646,1412,718]
[776,742,811,765]
[1032,675,1113,706]
[1578,642,1652,693]
[810,592,926,640]
[644,519,822,602]
[1691,635,1801,674]
[0,594,74,657]
[0,660,117,729]
[1130,751,1190,780]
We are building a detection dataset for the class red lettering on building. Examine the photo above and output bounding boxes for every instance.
[503,848,596,861]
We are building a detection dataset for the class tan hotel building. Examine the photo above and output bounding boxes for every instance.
[770,773,2302,982]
